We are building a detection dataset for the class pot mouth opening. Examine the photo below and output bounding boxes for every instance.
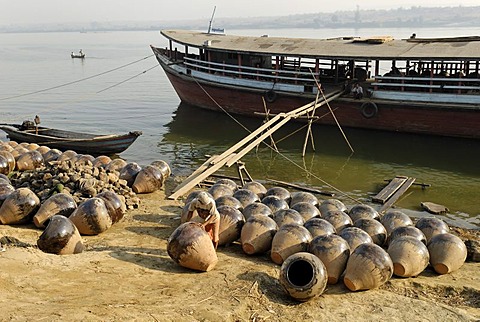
[287,259,315,287]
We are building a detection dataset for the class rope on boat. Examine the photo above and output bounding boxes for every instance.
[190,74,362,204]
[0,54,155,101]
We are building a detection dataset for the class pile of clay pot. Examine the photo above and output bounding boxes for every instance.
[0,140,171,256]
[168,178,467,302]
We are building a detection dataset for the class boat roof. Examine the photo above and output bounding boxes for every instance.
[161,30,480,61]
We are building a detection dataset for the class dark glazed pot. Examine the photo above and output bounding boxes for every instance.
[291,202,320,221]
[272,209,304,228]
[217,205,245,246]
[261,195,289,213]
[323,210,353,233]
[348,204,379,222]
[167,222,218,272]
[265,186,291,204]
[289,191,318,207]
[241,181,267,199]
[240,214,278,255]
[33,193,77,228]
[380,210,413,236]
[339,226,373,253]
[415,217,450,243]
[270,224,312,265]
[309,234,350,284]
[304,218,336,238]
[119,162,142,187]
[208,183,234,200]
[242,202,272,220]
[233,189,260,208]
[318,199,347,216]
[0,187,40,225]
[388,226,427,246]
[387,236,429,277]
[132,165,164,194]
[279,252,328,302]
[96,191,126,224]
[427,233,467,275]
[354,218,387,246]
[37,215,84,255]
[68,197,112,235]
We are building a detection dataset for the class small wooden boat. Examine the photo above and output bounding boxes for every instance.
[0,122,141,155]
[71,51,85,59]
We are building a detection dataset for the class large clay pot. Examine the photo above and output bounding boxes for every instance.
[318,199,347,216]
[339,226,373,253]
[270,223,312,265]
[272,209,304,228]
[0,187,40,224]
[415,217,450,243]
[428,233,467,275]
[96,191,126,224]
[68,197,112,235]
[11,146,29,161]
[150,160,171,179]
[265,186,291,204]
[119,162,142,186]
[279,252,328,302]
[56,150,77,162]
[33,193,77,228]
[75,154,95,165]
[388,226,427,246]
[241,181,267,199]
[43,149,62,163]
[0,182,15,205]
[35,145,50,156]
[105,158,127,172]
[304,218,336,238]
[291,202,320,221]
[242,202,272,220]
[323,210,353,233]
[37,215,84,255]
[343,243,393,291]
[0,173,11,184]
[354,218,387,246]
[290,191,318,207]
[0,155,10,175]
[309,234,350,284]
[215,195,243,210]
[92,155,112,168]
[348,204,379,222]
[214,178,237,191]
[185,190,206,204]
[16,150,44,171]
[233,189,260,208]
[217,205,245,246]
[167,222,218,272]
[208,183,234,200]
[240,214,278,255]
[380,210,413,236]
[261,195,289,213]
[387,236,429,277]
[0,151,15,174]
[132,165,164,194]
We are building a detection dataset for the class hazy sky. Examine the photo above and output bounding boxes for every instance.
[1,0,479,25]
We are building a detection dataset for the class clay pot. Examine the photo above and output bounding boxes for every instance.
[68,197,112,235]
[43,149,62,163]
[214,178,237,191]
[387,236,429,277]
[0,187,40,224]
[132,165,164,194]
[290,191,318,207]
[37,215,84,255]
[261,195,289,213]
[309,234,350,284]
[428,233,467,275]
[16,150,44,171]
[92,155,112,168]
[233,189,260,208]
[388,226,427,246]
[0,182,15,205]
[57,150,77,162]
[291,202,320,221]
[343,243,393,291]
[265,186,291,204]
[279,252,328,302]
[33,193,77,228]
[304,218,336,238]
[11,146,29,160]
[271,223,312,265]
[272,209,304,228]
[119,162,142,187]
[380,210,413,236]
[240,214,278,255]
[0,155,10,175]
[0,151,15,173]
[105,158,127,172]
[415,217,450,243]
[26,143,40,151]
[96,191,126,224]
[217,205,245,246]
[348,204,379,222]
[339,227,373,253]
[35,145,50,156]
[354,218,387,246]
[150,160,171,179]
[185,190,212,204]
[0,173,11,184]
[241,202,272,220]
[75,154,95,165]
[318,199,347,216]
[241,181,267,199]
[208,183,234,200]
[323,210,353,233]
[167,222,218,272]
[215,195,243,210]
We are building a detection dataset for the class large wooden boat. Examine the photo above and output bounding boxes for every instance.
[151,30,480,139]
[0,122,141,155]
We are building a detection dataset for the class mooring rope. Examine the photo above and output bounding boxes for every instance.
[191,75,362,204]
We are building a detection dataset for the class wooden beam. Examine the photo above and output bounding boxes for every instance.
[267,178,335,197]
[379,177,416,214]
[372,176,407,204]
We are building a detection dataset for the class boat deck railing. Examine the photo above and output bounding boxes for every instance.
[373,75,480,94]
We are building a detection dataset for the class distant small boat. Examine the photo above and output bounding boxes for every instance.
[71,50,85,59]
[0,122,141,155]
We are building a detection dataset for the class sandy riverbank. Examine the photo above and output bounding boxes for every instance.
[0,178,479,322]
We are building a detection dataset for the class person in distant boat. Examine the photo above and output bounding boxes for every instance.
[185,192,220,249]
[410,33,416,39]
[79,49,83,55]
[351,82,363,99]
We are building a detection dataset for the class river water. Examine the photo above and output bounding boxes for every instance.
[0,27,479,228]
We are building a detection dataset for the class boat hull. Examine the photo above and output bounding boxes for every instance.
[161,64,480,139]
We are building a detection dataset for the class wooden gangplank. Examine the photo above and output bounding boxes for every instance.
[168,90,344,200]
[372,175,417,214]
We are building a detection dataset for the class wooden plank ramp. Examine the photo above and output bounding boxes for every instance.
[372,175,417,214]
[167,89,344,200]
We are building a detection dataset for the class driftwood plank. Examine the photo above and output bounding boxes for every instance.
[372,176,407,204]
[379,177,416,214]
